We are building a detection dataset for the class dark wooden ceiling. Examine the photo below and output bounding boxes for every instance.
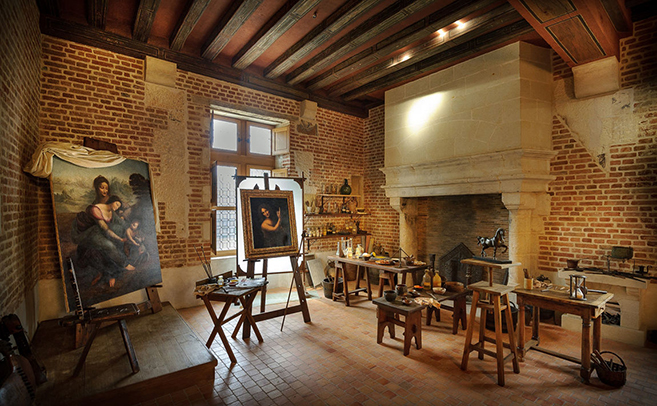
[36,0,654,118]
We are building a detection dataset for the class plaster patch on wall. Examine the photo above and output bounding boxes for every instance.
[294,151,316,194]
[554,79,636,170]
[145,82,190,237]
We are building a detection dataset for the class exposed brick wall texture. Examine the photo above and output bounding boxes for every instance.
[37,36,385,279]
[0,0,42,313]
[539,16,657,274]
[364,105,399,254]
[416,195,510,264]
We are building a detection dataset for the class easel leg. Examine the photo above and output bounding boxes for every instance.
[118,319,140,373]
[73,323,99,377]
[146,286,162,313]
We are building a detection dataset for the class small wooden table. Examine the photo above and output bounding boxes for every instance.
[460,258,522,286]
[196,280,266,364]
[423,289,470,334]
[328,255,429,306]
[373,297,426,356]
[514,287,614,382]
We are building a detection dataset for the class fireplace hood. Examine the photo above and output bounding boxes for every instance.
[381,42,557,284]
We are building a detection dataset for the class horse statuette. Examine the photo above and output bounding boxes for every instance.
[477,228,508,259]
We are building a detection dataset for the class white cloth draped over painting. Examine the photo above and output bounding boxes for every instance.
[23,141,127,178]
[24,142,160,232]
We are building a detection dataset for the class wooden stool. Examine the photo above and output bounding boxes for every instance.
[377,270,396,297]
[333,261,372,306]
[461,281,519,386]
[373,297,425,356]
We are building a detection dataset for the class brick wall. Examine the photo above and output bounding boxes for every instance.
[37,36,386,282]
[539,16,657,274]
[0,0,41,314]
[364,105,399,254]
[416,195,510,264]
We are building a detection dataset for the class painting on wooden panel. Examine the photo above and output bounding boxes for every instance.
[240,189,298,259]
[50,156,162,311]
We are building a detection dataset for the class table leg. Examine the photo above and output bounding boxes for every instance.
[404,311,422,356]
[378,271,385,298]
[478,307,487,360]
[401,271,407,286]
[517,297,525,361]
[456,295,467,332]
[203,296,237,364]
[532,306,540,343]
[355,265,362,294]
[376,307,395,343]
[364,265,372,300]
[461,291,480,371]
[503,295,520,374]
[492,295,505,386]
[593,315,601,353]
[240,293,263,342]
[580,313,592,382]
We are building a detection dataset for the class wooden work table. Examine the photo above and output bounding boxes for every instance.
[327,255,429,306]
[514,287,614,382]
[460,258,522,286]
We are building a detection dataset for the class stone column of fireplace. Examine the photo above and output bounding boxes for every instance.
[391,197,418,259]
[502,192,551,285]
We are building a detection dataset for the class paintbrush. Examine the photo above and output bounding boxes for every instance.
[194,246,212,279]
[201,245,213,276]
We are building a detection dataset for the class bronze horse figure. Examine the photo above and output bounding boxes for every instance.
[477,228,508,259]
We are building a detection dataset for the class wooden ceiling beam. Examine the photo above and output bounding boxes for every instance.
[133,0,161,43]
[328,4,518,97]
[202,0,263,61]
[170,0,212,51]
[507,0,631,66]
[86,0,108,30]
[285,0,436,86]
[341,19,533,101]
[307,0,499,91]
[232,0,322,70]
[39,15,368,118]
[263,0,383,79]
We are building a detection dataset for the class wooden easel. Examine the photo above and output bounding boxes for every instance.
[236,174,311,336]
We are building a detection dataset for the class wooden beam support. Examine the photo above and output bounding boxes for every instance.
[170,0,212,51]
[329,4,519,97]
[133,0,161,43]
[39,15,368,118]
[341,19,533,101]
[307,0,499,91]
[86,0,108,29]
[264,0,382,79]
[285,0,436,86]
[508,0,630,66]
[232,0,321,70]
[202,0,264,61]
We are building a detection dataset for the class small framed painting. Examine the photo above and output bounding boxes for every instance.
[240,189,298,259]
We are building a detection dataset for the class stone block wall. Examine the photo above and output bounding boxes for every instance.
[0,0,41,318]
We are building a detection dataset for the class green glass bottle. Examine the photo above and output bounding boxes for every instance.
[339,179,351,195]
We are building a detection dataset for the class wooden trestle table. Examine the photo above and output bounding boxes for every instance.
[514,287,614,382]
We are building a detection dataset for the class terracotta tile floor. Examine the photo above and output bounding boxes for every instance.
[139,284,657,406]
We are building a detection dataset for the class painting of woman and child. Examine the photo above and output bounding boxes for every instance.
[240,189,298,260]
[50,156,162,311]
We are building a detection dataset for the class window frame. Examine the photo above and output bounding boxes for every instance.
[211,115,275,256]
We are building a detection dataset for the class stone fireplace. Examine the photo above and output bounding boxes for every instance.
[381,42,556,286]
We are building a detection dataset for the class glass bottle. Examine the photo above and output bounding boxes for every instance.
[423,269,432,291]
[432,271,442,288]
[339,179,352,195]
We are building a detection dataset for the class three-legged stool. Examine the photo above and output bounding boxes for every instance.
[373,297,426,356]
[461,281,519,386]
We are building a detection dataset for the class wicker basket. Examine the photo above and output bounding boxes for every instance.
[593,351,626,387]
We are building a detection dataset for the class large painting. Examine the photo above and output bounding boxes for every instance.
[50,156,162,311]
[240,189,298,259]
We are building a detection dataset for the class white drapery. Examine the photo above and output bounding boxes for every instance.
[23,142,126,178]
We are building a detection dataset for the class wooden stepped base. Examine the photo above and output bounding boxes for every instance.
[32,303,216,406]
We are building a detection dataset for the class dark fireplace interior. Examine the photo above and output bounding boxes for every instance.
[416,193,510,265]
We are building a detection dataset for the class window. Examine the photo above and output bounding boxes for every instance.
[211,115,276,255]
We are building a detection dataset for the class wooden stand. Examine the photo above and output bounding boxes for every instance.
[60,258,140,377]
[373,297,426,356]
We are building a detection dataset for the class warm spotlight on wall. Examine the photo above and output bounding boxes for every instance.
[406,92,444,133]
[437,29,445,37]
[456,20,465,29]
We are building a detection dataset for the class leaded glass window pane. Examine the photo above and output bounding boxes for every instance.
[249,168,271,177]
[215,165,236,206]
[249,125,271,155]
[215,210,236,251]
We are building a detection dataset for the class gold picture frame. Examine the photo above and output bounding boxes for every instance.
[240,189,298,259]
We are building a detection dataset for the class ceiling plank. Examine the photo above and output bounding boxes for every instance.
[170,0,212,51]
[36,0,59,17]
[307,0,499,91]
[202,0,264,61]
[341,19,533,101]
[327,4,518,97]
[285,0,435,86]
[133,0,161,43]
[232,0,322,70]
[39,15,368,118]
[86,0,108,29]
[263,0,383,79]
